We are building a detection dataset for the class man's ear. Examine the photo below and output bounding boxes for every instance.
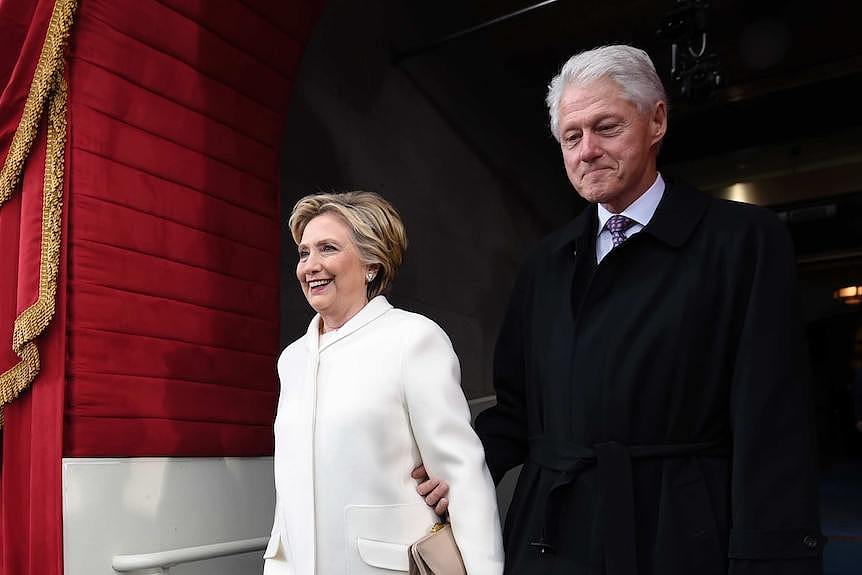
[650,100,668,146]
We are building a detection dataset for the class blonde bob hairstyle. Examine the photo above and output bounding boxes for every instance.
[289,191,408,300]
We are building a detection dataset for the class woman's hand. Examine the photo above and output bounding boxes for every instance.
[411,464,450,516]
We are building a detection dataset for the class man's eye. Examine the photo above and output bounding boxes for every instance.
[564,134,581,146]
[597,123,619,133]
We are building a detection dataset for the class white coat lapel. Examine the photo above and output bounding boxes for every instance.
[287,315,322,574]
[317,296,393,353]
[288,297,391,573]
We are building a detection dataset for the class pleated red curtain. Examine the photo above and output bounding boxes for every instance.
[63,0,323,457]
[0,1,74,572]
[0,1,324,573]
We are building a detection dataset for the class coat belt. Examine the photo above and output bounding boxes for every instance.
[527,437,729,575]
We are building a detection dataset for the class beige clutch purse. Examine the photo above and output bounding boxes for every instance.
[408,522,466,575]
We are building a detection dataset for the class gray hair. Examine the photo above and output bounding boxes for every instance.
[546,45,667,141]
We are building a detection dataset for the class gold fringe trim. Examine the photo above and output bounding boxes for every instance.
[0,80,67,406]
[0,78,67,407]
[0,0,77,416]
[0,0,76,207]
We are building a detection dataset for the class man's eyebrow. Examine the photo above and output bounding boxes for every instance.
[591,113,620,124]
[562,113,619,130]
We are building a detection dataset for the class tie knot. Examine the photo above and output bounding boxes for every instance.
[605,214,637,248]
[606,214,636,234]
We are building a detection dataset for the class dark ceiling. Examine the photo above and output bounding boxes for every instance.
[384,0,862,203]
[379,0,862,276]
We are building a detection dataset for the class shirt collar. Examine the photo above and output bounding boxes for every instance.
[596,173,665,236]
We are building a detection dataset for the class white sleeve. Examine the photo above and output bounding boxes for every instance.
[400,318,504,575]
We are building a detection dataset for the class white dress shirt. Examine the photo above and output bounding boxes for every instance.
[596,173,665,263]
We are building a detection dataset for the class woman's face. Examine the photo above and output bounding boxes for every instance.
[296,213,371,330]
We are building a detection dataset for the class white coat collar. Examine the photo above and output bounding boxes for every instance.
[304,295,393,353]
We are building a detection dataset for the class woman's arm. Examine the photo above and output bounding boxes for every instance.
[401,316,504,575]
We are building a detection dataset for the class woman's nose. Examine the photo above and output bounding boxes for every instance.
[302,251,322,272]
[296,254,318,279]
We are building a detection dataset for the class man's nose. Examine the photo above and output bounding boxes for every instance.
[578,131,602,163]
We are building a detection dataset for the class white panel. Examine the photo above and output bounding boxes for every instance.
[62,457,275,575]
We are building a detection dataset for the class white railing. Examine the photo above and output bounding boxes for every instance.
[468,395,496,421]
[467,395,496,408]
[112,536,267,574]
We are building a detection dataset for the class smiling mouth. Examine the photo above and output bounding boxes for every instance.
[307,279,332,290]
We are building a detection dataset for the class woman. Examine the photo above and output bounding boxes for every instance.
[264,192,503,575]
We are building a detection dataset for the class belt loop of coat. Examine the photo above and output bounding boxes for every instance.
[528,438,596,556]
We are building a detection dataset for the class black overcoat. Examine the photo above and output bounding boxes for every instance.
[475,181,823,575]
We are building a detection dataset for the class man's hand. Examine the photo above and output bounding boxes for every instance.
[411,464,450,516]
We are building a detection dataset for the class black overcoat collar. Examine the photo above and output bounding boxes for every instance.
[550,180,710,254]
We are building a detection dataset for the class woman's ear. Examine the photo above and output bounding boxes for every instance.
[366,264,379,283]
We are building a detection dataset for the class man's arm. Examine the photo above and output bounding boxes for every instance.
[727,211,823,575]
[473,264,531,484]
[415,261,533,509]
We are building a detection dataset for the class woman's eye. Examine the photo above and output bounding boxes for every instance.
[298,250,309,260]
[322,244,336,252]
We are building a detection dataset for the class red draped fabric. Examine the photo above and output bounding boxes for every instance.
[0,1,70,571]
[0,1,323,573]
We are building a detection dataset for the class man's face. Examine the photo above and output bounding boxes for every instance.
[557,78,666,213]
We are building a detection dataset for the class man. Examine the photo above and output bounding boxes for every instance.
[417,45,823,575]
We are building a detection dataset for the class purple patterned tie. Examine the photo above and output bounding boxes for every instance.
[606,214,636,248]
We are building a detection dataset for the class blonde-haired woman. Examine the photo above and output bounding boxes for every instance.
[264,191,503,575]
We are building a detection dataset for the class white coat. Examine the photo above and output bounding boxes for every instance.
[265,296,503,575]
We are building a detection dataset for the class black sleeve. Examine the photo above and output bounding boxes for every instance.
[854,368,862,422]
[474,262,532,485]
[727,212,823,574]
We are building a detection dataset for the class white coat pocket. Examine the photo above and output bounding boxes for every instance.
[344,502,436,574]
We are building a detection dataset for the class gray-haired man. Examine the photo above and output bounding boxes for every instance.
[418,44,823,575]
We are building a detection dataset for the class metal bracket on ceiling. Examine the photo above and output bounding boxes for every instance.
[657,0,722,101]
[394,0,561,64]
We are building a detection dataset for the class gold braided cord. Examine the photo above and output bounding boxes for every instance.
[0,0,77,414]
[0,79,67,407]
[0,343,40,406]
[0,0,76,208]
[10,78,67,359]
